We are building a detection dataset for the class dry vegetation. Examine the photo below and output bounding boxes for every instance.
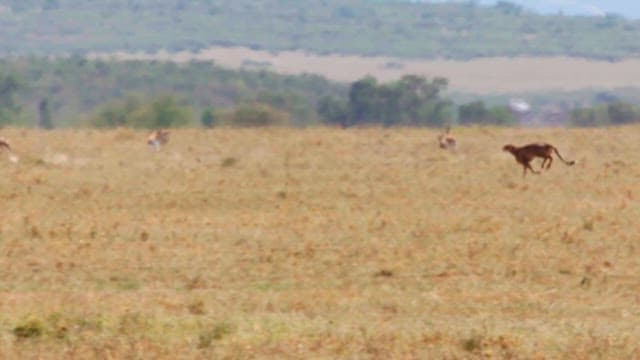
[0,126,639,359]
[91,46,640,93]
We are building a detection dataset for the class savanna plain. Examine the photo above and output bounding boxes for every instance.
[0,126,639,359]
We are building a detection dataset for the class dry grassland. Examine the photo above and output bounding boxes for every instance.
[0,126,639,359]
[90,46,640,93]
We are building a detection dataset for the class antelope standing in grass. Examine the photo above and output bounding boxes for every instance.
[147,129,170,151]
[0,137,19,163]
[438,126,456,151]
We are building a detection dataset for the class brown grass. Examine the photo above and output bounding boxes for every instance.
[90,46,640,93]
[1,126,639,358]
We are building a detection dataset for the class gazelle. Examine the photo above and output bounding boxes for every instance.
[437,126,456,151]
[0,137,19,163]
[147,129,170,151]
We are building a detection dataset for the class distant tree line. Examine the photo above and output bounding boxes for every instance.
[317,75,517,127]
[318,75,451,127]
[1,58,639,129]
[570,102,640,127]
[0,57,344,128]
[457,101,517,126]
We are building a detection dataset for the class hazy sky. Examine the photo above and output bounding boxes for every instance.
[428,0,640,19]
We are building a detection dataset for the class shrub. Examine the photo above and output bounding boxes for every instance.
[458,101,517,125]
[89,95,142,128]
[198,322,234,348]
[222,102,291,127]
[318,95,349,126]
[129,95,192,128]
[13,319,44,340]
[200,108,217,127]
[568,102,640,127]
[607,101,637,124]
[570,107,605,127]
[88,94,193,128]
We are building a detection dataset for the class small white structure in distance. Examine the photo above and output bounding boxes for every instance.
[509,98,531,114]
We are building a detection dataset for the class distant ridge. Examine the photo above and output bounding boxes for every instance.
[1,0,639,60]
[429,0,640,19]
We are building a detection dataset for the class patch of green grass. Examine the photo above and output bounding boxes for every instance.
[13,319,45,340]
[110,275,141,291]
[221,157,238,168]
[198,322,234,348]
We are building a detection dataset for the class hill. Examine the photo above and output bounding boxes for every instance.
[1,0,639,60]
[475,0,640,18]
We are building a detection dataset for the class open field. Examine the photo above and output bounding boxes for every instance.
[1,126,639,358]
[89,46,640,93]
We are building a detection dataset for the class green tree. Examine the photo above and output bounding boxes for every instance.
[458,101,488,125]
[90,95,142,128]
[38,99,54,129]
[89,95,192,128]
[458,101,517,125]
[317,96,349,127]
[570,107,606,127]
[607,102,636,124]
[570,101,640,127]
[143,95,191,128]
[200,108,216,127]
[395,75,449,126]
[223,102,290,127]
[346,75,450,127]
[256,91,318,125]
[348,76,378,126]
[0,73,23,126]
[488,106,518,125]
[417,99,455,127]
